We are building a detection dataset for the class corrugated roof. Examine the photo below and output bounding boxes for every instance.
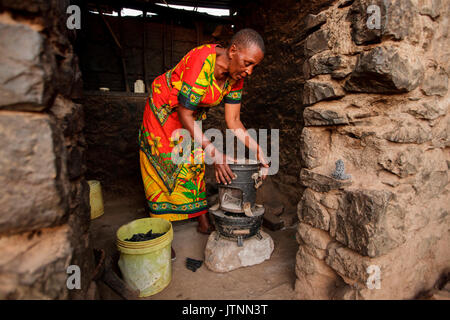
[88,0,234,10]
[158,1,233,9]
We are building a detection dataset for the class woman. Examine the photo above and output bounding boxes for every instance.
[139,28,268,242]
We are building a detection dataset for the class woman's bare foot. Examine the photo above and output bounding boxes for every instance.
[197,213,215,234]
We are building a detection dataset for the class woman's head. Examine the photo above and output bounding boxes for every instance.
[227,29,265,81]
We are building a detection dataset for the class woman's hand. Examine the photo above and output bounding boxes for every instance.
[257,147,269,180]
[212,150,236,185]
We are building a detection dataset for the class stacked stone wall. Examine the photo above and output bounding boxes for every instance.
[236,0,449,299]
[0,0,94,299]
[293,0,449,299]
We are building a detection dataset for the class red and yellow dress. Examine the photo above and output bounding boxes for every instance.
[139,44,243,221]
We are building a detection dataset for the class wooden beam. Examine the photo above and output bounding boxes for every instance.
[162,20,166,72]
[142,11,150,93]
[98,7,122,49]
[170,18,174,68]
[195,21,203,46]
[98,6,130,92]
[88,0,232,23]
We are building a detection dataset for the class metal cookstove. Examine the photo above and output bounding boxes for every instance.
[209,161,265,247]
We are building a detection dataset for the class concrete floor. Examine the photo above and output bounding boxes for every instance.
[90,192,298,300]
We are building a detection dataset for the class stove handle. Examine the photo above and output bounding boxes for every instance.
[232,229,250,235]
[243,202,254,217]
[252,172,263,189]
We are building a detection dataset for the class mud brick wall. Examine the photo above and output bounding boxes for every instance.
[81,93,224,196]
[0,1,94,299]
[238,0,449,299]
[82,91,147,195]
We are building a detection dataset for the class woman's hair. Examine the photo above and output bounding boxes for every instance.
[230,28,265,54]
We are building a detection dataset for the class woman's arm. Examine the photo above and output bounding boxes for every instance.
[177,105,236,184]
[224,103,268,170]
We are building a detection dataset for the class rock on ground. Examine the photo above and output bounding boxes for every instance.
[204,231,274,273]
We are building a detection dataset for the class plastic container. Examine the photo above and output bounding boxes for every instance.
[116,218,173,297]
[88,180,104,219]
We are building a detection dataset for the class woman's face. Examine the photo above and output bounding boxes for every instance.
[227,44,264,81]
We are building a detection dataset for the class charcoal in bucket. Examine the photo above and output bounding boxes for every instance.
[125,229,166,242]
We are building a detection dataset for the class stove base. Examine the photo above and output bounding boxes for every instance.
[210,205,265,245]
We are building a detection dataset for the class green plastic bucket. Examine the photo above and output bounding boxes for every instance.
[116,218,173,297]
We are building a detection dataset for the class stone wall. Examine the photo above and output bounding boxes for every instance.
[292,0,450,299]
[236,0,449,299]
[0,1,94,299]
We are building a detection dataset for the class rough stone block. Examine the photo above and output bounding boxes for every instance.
[303,12,327,34]
[345,46,424,94]
[325,241,385,285]
[300,168,352,193]
[378,146,422,178]
[431,115,450,148]
[0,15,53,109]
[304,29,329,58]
[204,231,274,273]
[406,97,448,120]
[349,0,385,45]
[296,245,336,277]
[297,222,332,250]
[0,225,72,299]
[413,170,448,201]
[298,238,327,260]
[319,192,340,211]
[298,188,330,231]
[350,0,419,45]
[335,189,406,257]
[302,80,344,106]
[303,106,349,126]
[418,0,442,19]
[303,52,354,79]
[421,66,449,97]
[325,227,450,299]
[299,127,330,169]
[383,120,432,143]
[294,244,340,299]
[0,111,68,234]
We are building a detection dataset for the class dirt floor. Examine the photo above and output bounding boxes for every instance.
[90,191,298,300]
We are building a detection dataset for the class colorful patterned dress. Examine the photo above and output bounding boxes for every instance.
[139,44,243,221]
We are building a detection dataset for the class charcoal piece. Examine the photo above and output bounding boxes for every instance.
[125,229,165,242]
[186,263,199,272]
[186,257,203,266]
[186,257,203,272]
